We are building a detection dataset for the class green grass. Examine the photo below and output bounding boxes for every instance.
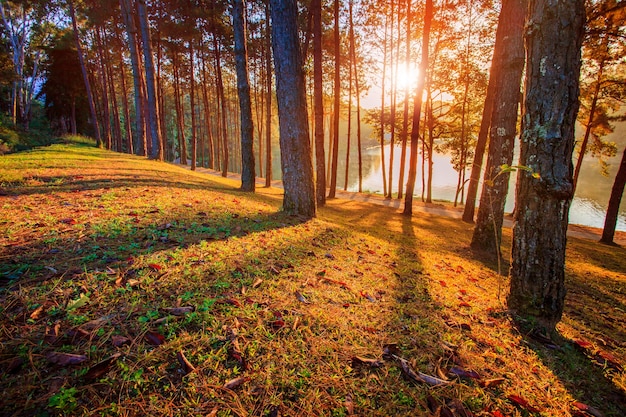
[0,141,625,416]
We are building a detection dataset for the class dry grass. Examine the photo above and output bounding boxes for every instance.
[0,137,624,417]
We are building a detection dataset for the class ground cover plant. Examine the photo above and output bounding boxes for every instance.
[1,137,625,416]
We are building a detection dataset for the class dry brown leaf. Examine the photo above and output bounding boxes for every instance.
[223,376,247,390]
[85,353,121,381]
[46,352,88,366]
[176,350,196,375]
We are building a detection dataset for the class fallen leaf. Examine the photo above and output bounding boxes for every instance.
[572,402,604,417]
[223,376,248,390]
[395,355,448,386]
[111,335,131,347]
[459,301,471,308]
[80,314,116,331]
[46,352,88,366]
[145,331,165,346]
[253,278,263,288]
[177,350,197,375]
[491,411,505,417]
[449,366,480,379]
[351,356,384,368]
[67,293,90,311]
[295,291,311,304]
[573,339,593,350]
[84,353,121,381]
[345,394,354,415]
[360,291,376,302]
[508,395,540,413]
[479,378,506,389]
[216,298,242,308]
[163,306,195,316]
[148,263,162,271]
[60,218,77,225]
[439,280,448,287]
[30,305,46,320]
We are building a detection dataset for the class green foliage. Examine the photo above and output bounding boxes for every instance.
[48,387,78,414]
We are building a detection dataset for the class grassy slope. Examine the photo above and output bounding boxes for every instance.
[1,139,625,417]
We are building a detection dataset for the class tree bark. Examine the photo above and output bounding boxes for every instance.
[68,0,101,147]
[136,0,163,160]
[403,0,433,216]
[265,1,273,187]
[397,0,411,200]
[509,0,585,331]
[328,0,340,199]
[189,41,197,171]
[313,0,325,204]
[471,0,525,253]
[270,0,316,218]
[233,0,256,191]
[601,146,626,244]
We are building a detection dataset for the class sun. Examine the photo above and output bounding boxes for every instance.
[395,62,419,91]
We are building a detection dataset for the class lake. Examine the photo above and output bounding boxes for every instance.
[340,144,626,232]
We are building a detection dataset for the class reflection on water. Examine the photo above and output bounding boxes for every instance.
[340,144,626,231]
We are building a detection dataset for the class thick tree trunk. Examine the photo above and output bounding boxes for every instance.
[313,0,325,204]
[601,146,626,244]
[69,0,101,147]
[471,0,525,253]
[270,0,316,218]
[403,0,433,215]
[136,0,163,160]
[509,0,585,331]
[233,0,256,191]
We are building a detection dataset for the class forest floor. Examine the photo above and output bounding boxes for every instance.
[1,137,625,417]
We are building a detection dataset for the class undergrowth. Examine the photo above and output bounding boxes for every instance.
[0,139,624,416]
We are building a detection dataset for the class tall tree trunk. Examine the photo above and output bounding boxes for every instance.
[118,48,134,154]
[68,0,101,147]
[233,0,256,191]
[201,50,215,169]
[265,1,273,187]
[380,12,389,198]
[387,0,399,199]
[119,0,145,155]
[212,33,229,176]
[190,41,198,171]
[397,0,411,200]
[404,0,432,215]
[173,52,187,165]
[471,0,525,254]
[136,0,163,160]
[270,0,316,218]
[328,0,341,199]
[601,145,626,244]
[509,0,585,332]
[573,57,606,193]
[313,0,325,203]
[94,29,112,149]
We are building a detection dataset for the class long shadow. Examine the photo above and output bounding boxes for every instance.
[0,207,305,288]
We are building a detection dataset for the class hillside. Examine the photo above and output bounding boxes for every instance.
[1,138,625,417]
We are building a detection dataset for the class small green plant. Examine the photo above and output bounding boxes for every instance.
[48,387,78,414]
